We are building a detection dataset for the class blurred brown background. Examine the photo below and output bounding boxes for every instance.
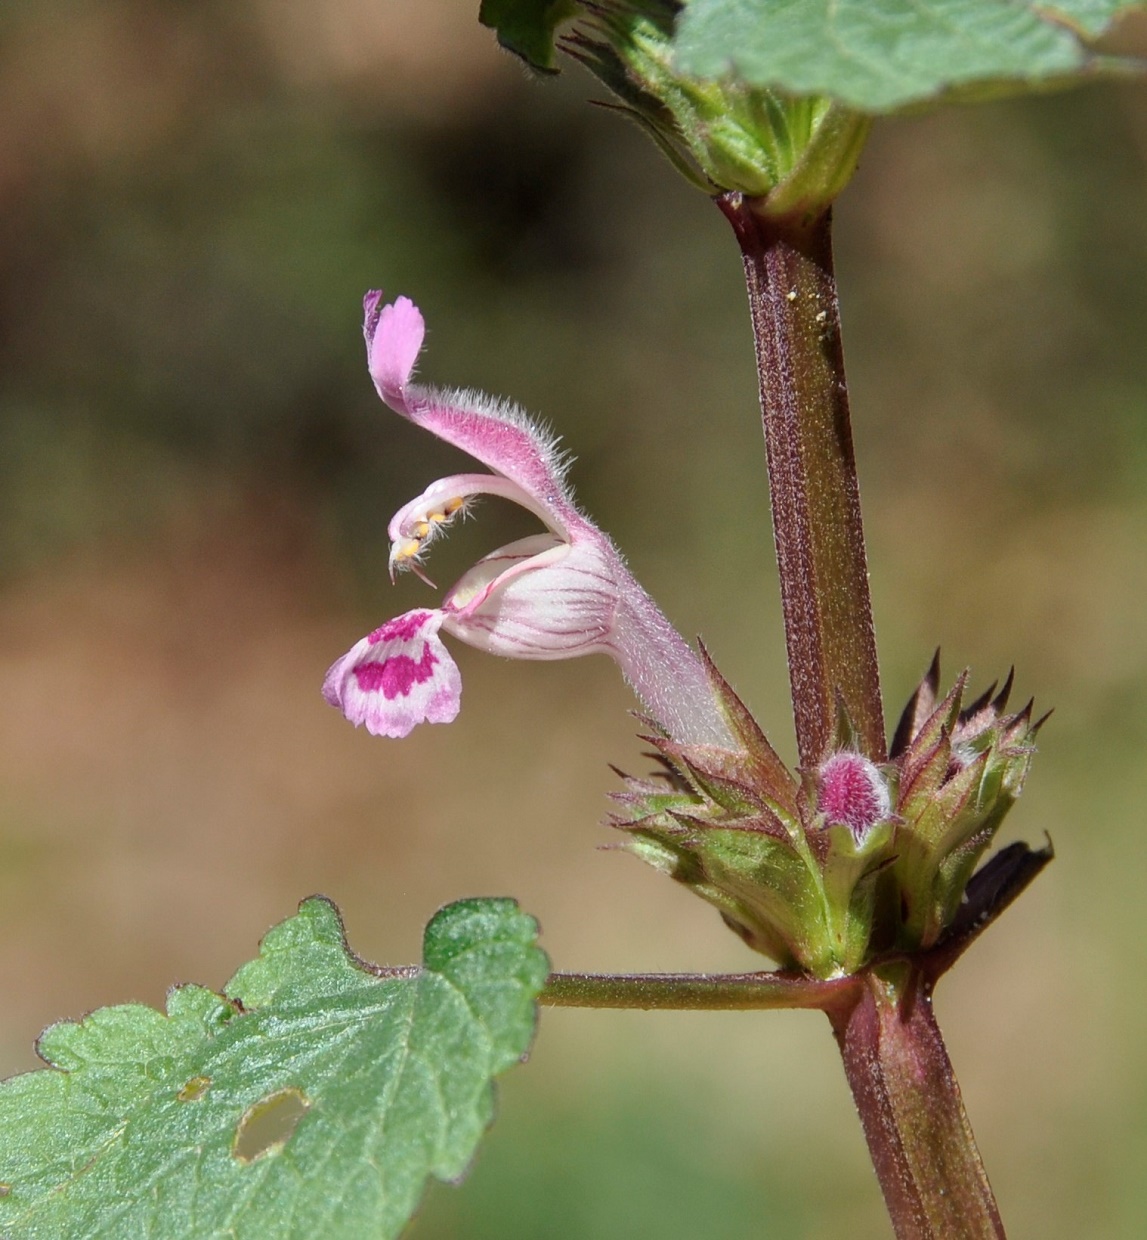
[0,1,1145,1235]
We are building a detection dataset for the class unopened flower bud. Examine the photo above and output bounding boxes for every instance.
[818,752,891,839]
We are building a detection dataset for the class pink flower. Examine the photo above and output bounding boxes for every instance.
[323,292,733,745]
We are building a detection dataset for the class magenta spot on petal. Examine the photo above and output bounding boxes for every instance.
[368,611,431,644]
[819,753,889,836]
[354,645,438,700]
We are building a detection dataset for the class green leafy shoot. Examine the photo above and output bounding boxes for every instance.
[0,897,548,1239]
[477,0,1141,210]
[673,0,1144,112]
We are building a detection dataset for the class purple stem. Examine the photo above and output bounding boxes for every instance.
[717,196,885,766]
[828,964,1007,1239]
[718,195,1005,1235]
[540,957,1013,1236]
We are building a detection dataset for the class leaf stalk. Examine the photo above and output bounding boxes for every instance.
[540,968,858,1012]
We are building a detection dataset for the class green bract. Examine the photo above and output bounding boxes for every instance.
[888,658,1041,950]
[612,652,1040,977]
[487,0,870,210]
[0,898,548,1239]
[564,1,869,206]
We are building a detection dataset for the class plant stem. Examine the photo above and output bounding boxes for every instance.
[828,964,1006,1239]
[715,194,1008,1235]
[541,969,858,1012]
[718,195,884,766]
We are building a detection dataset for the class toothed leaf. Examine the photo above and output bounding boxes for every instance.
[0,897,547,1239]
[674,0,1143,114]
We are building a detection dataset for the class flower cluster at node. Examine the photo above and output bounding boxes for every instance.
[613,653,1040,975]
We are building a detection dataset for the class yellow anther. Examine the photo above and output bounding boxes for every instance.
[429,511,449,524]
[445,497,465,515]
[394,538,421,562]
[415,521,431,538]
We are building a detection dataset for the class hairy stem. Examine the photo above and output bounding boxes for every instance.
[718,195,884,765]
[541,969,858,1012]
[828,964,1006,1239]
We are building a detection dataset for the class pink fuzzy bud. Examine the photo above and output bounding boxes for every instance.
[818,752,891,838]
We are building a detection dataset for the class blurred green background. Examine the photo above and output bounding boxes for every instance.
[1,1,1146,1234]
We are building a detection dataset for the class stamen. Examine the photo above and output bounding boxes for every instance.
[387,492,478,585]
[388,537,424,585]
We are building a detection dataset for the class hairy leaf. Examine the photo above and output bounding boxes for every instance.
[674,0,1142,112]
[0,897,548,1238]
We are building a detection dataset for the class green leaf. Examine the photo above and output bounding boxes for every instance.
[0,896,549,1238]
[674,0,1143,112]
[479,0,584,71]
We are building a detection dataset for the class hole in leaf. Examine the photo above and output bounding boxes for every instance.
[177,1075,211,1102]
[0,1183,11,1197]
[232,1087,310,1164]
